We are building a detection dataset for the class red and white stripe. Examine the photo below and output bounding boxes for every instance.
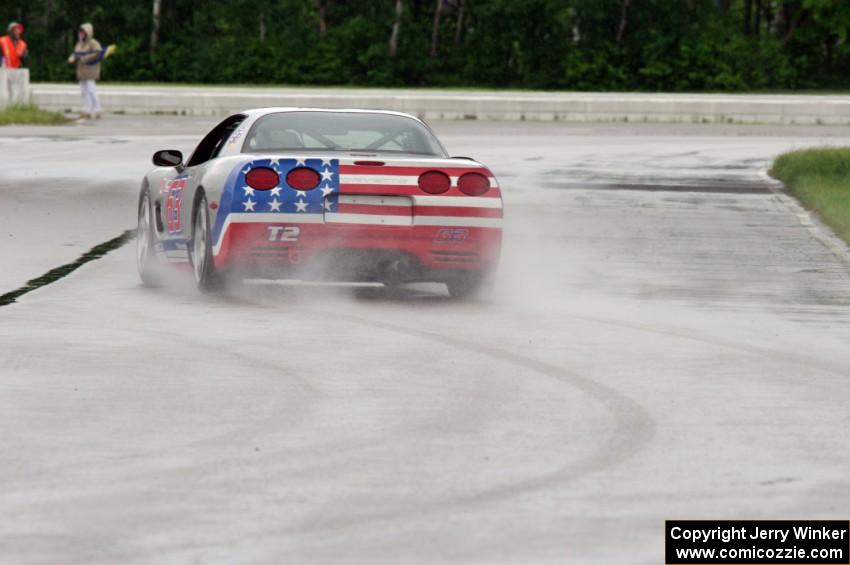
[329,195,414,226]
[327,163,503,227]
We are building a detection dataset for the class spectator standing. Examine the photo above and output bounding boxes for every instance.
[0,22,27,68]
[67,23,102,121]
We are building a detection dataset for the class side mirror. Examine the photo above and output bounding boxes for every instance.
[153,149,184,168]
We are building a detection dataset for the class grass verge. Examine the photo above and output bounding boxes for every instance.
[771,147,850,243]
[0,103,70,125]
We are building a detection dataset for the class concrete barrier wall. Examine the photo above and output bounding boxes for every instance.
[31,82,850,125]
[0,69,31,107]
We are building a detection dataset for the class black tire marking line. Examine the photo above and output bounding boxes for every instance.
[230,307,657,536]
[334,308,656,475]
[0,229,135,307]
[48,301,656,559]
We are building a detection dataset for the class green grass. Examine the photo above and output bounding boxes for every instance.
[771,148,850,243]
[0,103,70,126]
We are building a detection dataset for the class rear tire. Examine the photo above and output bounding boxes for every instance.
[190,194,221,292]
[137,189,161,286]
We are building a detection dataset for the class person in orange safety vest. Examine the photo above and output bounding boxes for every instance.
[0,22,28,68]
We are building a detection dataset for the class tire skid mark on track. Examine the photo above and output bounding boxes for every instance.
[242,307,657,535]
[8,285,843,559]
[0,229,135,307]
[30,299,656,562]
[169,292,845,545]
[83,279,843,513]
[326,307,657,470]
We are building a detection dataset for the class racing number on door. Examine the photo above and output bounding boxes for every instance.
[164,177,187,234]
[267,226,301,242]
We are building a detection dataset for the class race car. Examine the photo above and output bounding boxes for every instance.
[136,108,502,298]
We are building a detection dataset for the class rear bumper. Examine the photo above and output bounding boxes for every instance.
[213,222,502,282]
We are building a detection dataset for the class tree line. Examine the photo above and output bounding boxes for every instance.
[2,0,849,91]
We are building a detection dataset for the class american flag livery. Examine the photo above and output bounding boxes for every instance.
[212,157,502,257]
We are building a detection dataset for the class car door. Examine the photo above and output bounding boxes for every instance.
[157,114,247,251]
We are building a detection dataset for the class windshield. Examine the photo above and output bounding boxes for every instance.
[243,111,446,156]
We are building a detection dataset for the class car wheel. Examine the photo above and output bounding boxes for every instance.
[446,272,491,300]
[190,194,220,291]
[137,189,161,286]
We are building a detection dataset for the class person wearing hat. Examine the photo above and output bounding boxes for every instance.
[0,22,27,68]
[67,23,102,121]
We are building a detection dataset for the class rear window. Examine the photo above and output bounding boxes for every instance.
[243,111,446,156]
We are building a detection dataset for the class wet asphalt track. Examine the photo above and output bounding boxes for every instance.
[2,118,850,564]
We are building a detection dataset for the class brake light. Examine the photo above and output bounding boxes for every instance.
[245,167,279,190]
[286,167,321,191]
[418,171,451,194]
[458,172,490,196]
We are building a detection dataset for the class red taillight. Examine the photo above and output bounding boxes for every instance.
[418,171,451,194]
[286,167,321,191]
[458,172,490,196]
[245,167,279,190]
